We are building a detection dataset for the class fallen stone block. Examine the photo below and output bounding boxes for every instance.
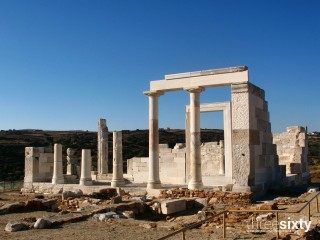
[95,188,118,199]
[34,218,52,229]
[0,202,26,215]
[194,198,208,208]
[160,199,186,215]
[5,221,29,232]
[258,201,277,210]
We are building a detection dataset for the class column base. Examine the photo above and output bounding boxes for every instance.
[147,181,161,189]
[188,181,204,190]
[52,178,64,184]
[79,178,93,186]
[111,179,125,188]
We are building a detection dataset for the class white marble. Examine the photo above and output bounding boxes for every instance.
[144,90,164,189]
[79,149,92,186]
[111,131,125,187]
[52,144,64,184]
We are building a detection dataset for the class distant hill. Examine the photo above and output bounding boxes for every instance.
[2,129,318,182]
[0,128,224,181]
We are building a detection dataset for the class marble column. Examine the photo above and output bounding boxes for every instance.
[111,131,125,187]
[66,148,76,175]
[79,149,93,186]
[186,87,204,190]
[144,90,164,189]
[98,118,108,175]
[52,144,64,184]
[219,140,225,175]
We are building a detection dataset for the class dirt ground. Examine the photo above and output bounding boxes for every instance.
[0,191,319,240]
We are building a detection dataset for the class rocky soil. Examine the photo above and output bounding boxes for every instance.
[0,189,320,240]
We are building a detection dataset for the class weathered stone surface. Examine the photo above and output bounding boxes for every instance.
[5,221,29,232]
[26,199,58,211]
[93,188,117,200]
[34,218,52,229]
[273,126,309,185]
[160,199,186,215]
[0,202,26,215]
[62,190,83,200]
[258,201,277,210]
[194,198,208,208]
[111,195,122,204]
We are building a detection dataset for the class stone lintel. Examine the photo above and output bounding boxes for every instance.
[149,69,249,92]
[165,66,248,80]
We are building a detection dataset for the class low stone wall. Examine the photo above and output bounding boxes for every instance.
[273,126,310,185]
[127,142,224,184]
[159,189,253,205]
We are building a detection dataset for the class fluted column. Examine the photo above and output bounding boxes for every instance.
[186,87,204,190]
[79,149,93,186]
[52,144,64,184]
[144,90,164,189]
[111,131,125,187]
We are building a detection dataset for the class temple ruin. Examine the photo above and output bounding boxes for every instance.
[22,66,310,198]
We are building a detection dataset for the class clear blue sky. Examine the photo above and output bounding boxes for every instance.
[0,0,319,132]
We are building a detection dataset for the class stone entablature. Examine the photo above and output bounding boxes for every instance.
[273,126,310,185]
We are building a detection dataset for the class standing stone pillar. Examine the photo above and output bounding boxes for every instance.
[144,90,164,189]
[185,109,190,183]
[98,119,108,175]
[219,140,225,175]
[24,147,40,186]
[66,148,76,175]
[79,149,93,186]
[111,131,125,187]
[186,87,204,190]
[52,144,64,184]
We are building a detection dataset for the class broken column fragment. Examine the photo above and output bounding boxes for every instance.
[97,118,108,175]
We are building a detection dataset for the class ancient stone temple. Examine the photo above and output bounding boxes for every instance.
[21,66,310,198]
[126,66,305,197]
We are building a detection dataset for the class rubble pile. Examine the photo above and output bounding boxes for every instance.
[159,188,253,205]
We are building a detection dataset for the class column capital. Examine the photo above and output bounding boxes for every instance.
[184,86,205,93]
[144,90,164,97]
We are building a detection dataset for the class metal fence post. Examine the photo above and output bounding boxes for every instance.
[276,212,279,239]
[182,230,186,240]
[223,212,226,238]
